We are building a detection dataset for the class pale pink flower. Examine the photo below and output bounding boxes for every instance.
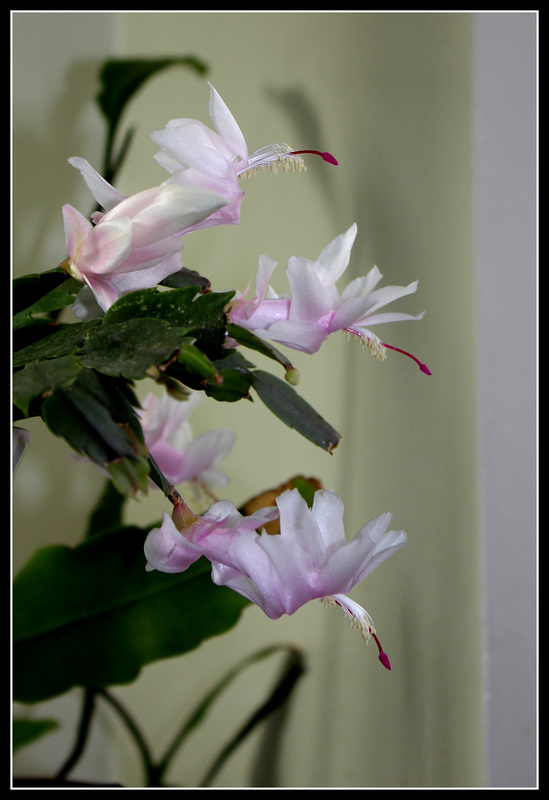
[229,224,430,373]
[63,159,228,314]
[138,392,235,489]
[144,500,279,575]
[144,487,406,668]
[151,83,337,230]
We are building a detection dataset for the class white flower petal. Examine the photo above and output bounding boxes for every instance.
[68,156,126,211]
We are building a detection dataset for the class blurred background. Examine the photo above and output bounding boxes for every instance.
[12,11,537,788]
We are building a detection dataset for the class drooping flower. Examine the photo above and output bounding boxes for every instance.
[144,487,406,668]
[63,159,228,314]
[144,499,280,575]
[138,391,235,489]
[229,223,430,373]
[151,83,338,231]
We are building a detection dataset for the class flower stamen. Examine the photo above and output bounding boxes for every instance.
[345,327,430,375]
[239,145,338,178]
[366,337,387,361]
[322,594,392,670]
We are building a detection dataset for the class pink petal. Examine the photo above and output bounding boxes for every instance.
[68,157,126,211]
[286,260,333,321]
[62,204,92,261]
[76,217,133,275]
[208,84,248,163]
[254,319,329,354]
[313,223,357,287]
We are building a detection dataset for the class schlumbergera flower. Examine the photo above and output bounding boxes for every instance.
[138,391,235,490]
[62,158,228,314]
[151,83,338,230]
[144,488,406,669]
[229,223,430,374]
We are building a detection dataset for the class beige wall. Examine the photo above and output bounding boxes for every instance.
[13,11,485,787]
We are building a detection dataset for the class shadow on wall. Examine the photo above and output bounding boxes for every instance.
[13,59,108,276]
[264,85,342,224]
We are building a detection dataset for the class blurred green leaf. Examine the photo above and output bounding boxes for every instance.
[41,367,145,472]
[200,647,306,787]
[13,719,59,752]
[289,476,319,508]
[156,645,305,785]
[13,354,82,417]
[250,370,340,453]
[12,269,81,330]
[85,479,126,537]
[13,527,249,704]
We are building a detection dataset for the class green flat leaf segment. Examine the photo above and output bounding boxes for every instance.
[81,318,192,379]
[12,270,82,331]
[227,322,298,380]
[13,529,202,641]
[13,719,59,752]
[13,321,99,368]
[102,286,234,333]
[13,354,82,417]
[251,370,340,453]
[41,367,144,465]
[13,527,249,703]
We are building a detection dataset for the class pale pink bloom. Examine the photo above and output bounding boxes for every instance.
[151,83,337,231]
[144,501,279,575]
[63,159,228,313]
[229,224,430,373]
[138,392,235,488]
[144,487,406,668]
